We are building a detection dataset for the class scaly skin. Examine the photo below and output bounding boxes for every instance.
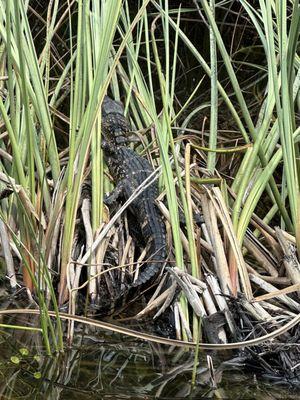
[101,96,167,306]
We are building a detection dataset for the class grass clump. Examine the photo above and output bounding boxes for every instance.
[0,0,299,358]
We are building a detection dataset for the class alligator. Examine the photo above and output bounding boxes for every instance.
[100,95,167,312]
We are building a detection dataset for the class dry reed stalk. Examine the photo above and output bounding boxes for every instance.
[254,225,282,261]
[250,301,273,321]
[259,276,291,285]
[177,302,193,341]
[195,225,203,277]
[120,235,134,281]
[185,143,199,274]
[201,194,232,295]
[120,232,133,266]
[167,267,206,317]
[205,273,236,335]
[246,263,291,285]
[249,274,300,312]
[86,223,114,299]
[276,227,300,296]
[67,236,78,292]
[243,236,278,277]
[172,267,207,289]
[135,280,177,319]
[6,236,21,261]
[0,219,17,289]
[260,301,297,317]
[67,244,85,344]
[81,197,97,300]
[0,172,46,229]
[153,281,178,319]
[22,238,35,293]
[174,302,181,340]
[0,148,13,163]
[254,282,300,302]
[246,229,279,264]
[240,298,272,322]
[45,207,63,271]
[134,246,148,282]
[148,273,169,303]
[94,225,106,288]
[209,187,252,299]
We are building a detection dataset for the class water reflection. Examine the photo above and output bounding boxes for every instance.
[0,318,297,399]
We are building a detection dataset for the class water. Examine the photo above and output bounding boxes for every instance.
[0,317,298,399]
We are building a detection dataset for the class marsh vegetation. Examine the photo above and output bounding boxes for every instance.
[0,0,299,393]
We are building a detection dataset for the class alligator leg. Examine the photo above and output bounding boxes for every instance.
[104,180,126,205]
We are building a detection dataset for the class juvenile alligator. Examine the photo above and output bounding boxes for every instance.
[100,96,167,310]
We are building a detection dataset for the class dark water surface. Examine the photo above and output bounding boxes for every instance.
[0,316,298,399]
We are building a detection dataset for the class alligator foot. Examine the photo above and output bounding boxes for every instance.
[104,180,126,205]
